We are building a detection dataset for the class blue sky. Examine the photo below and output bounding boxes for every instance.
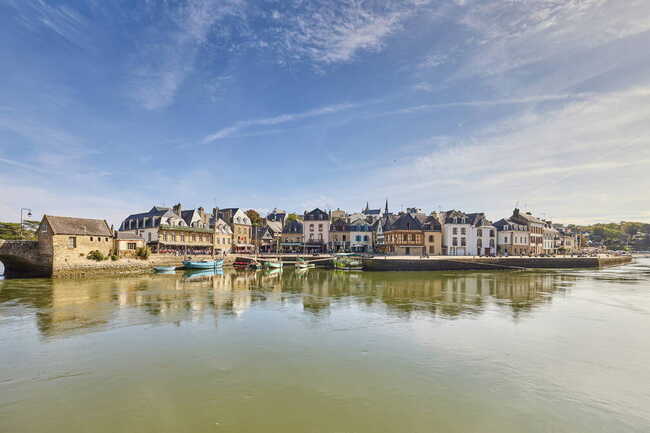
[1,0,650,225]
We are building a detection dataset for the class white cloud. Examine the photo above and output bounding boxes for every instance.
[368,86,650,223]
[201,102,360,143]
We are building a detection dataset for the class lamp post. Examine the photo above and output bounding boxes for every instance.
[20,208,32,239]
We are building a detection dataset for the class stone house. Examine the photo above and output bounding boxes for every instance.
[211,214,233,255]
[218,208,253,253]
[494,218,530,256]
[114,232,145,256]
[303,208,330,253]
[38,215,114,271]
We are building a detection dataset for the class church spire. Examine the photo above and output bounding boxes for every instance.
[384,199,389,214]
[364,201,369,212]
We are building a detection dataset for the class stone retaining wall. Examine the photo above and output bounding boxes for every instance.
[52,255,185,278]
[362,256,632,272]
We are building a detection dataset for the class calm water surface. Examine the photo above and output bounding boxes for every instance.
[1,260,650,433]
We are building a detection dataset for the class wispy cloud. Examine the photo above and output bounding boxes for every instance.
[369,86,650,223]
[271,0,428,65]
[128,0,246,110]
[201,102,361,143]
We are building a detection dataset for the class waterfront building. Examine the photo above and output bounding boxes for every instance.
[210,213,233,255]
[509,209,544,255]
[303,208,330,253]
[440,210,496,256]
[119,205,187,244]
[114,232,145,256]
[383,212,425,256]
[217,208,253,253]
[494,218,530,256]
[329,217,373,253]
[420,214,443,256]
[38,215,114,267]
[180,206,210,228]
[373,214,397,254]
[543,221,559,255]
[280,219,304,253]
[119,204,214,255]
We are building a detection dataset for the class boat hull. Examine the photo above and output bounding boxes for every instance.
[182,260,224,269]
[154,266,177,272]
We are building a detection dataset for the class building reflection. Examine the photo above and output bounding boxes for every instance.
[0,268,579,338]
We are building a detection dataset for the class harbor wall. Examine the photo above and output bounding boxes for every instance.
[362,256,632,272]
[51,255,184,278]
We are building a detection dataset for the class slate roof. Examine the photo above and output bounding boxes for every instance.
[120,206,174,230]
[304,208,329,221]
[386,213,423,231]
[265,220,283,234]
[116,232,144,240]
[282,219,303,234]
[44,215,112,237]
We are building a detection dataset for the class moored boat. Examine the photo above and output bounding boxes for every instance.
[262,260,283,269]
[182,259,224,269]
[154,266,177,272]
[295,262,315,269]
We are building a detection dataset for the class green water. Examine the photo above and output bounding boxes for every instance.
[1,261,649,433]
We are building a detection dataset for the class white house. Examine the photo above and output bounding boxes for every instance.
[440,210,496,256]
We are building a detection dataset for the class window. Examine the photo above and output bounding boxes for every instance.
[67,237,76,248]
[192,235,196,241]
[429,246,435,253]
[310,224,314,232]
[461,227,466,235]
[504,236,509,243]
[429,235,433,242]
[180,235,185,242]
[318,224,323,231]
[173,235,177,241]
[127,242,136,250]
[453,227,458,235]
[461,238,466,246]
[452,237,458,246]
[90,237,94,241]
[356,235,362,242]
[364,235,369,242]
[477,230,482,238]
[41,225,47,233]
[490,230,495,237]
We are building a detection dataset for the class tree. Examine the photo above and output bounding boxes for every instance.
[286,213,299,222]
[0,220,39,240]
[245,209,264,226]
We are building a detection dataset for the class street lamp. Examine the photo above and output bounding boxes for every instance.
[20,208,32,239]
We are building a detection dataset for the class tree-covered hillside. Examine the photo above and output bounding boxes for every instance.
[578,222,650,251]
[0,221,39,240]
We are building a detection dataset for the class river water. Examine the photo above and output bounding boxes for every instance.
[1,260,649,433]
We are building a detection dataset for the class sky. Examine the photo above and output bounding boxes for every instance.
[1,0,650,226]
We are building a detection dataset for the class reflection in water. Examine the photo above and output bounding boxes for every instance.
[1,261,650,433]
[0,268,581,339]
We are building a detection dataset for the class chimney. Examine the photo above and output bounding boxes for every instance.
[173,203,181,216]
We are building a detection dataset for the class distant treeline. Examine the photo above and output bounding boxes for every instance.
[576,222,650,251]
[0,221,39,240]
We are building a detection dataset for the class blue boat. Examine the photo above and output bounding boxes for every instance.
[182,259,224,269]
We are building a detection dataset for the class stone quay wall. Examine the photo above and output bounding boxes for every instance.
[52,255,185,278]
[362,255,632,272]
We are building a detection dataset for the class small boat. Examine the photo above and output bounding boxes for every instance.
[154,266,177,272]
[233,257,258,270]
[262,260,283,269]
[333,258,363,271]
[182,259,224,269]
[295,261,315,269]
